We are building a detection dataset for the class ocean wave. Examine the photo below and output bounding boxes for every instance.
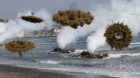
[36,43,56,45]
[130,42,140,45]
[40,67,132,78]
[0,57,139,78]
[105,53,140,59]
[39,60,62,64]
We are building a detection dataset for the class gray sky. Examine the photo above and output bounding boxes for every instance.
[0,0,109,19]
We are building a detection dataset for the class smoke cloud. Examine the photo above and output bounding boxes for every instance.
[87,0,140,52]
[0,10,53,43]
[57,24,94,49]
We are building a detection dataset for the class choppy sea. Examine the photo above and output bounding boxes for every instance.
[0,37,140,78]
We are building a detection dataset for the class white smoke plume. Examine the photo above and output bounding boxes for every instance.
[87,28,106,52]
[0,10,53,43]
[0,20,24,43]
[87,0,140,52]
[57,25,95,49]
[17,9,53,31]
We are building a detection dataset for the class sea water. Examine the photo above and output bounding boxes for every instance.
[0,37,140,78]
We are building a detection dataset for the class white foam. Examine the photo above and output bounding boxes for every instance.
[105,53,140,59]
[39,60,62,65]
